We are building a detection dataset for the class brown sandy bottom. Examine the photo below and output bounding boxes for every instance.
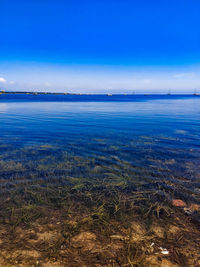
[0,206,200,267]
[0,145,200,266]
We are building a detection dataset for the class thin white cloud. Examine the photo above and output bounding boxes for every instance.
[9,81,15,84]
[44,82,50,86]
[173,72,195,78]
[0,77,6,83]
[142,79,152,84]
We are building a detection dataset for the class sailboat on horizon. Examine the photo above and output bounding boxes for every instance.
[167,89,171,95]
[193,89,199,95]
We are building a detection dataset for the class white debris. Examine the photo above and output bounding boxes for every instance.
[150,242,155,247]
[159,247,169,255]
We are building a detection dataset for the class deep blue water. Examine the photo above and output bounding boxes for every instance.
[0,94,200,203]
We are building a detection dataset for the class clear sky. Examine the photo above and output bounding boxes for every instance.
[0,0,200,93]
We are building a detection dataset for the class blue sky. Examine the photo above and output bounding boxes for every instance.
[0,0,200,93]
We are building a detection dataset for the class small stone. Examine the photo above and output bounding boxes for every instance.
[172,199,186,207]
[189,204,200,211]
[168,225,180,235]
[151,224,165,238]
[161,259,179,267]
[71,231,97,251]
[146,255,161,266]
[71,231,96,243]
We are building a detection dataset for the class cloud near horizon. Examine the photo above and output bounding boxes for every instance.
[0,77,6,83]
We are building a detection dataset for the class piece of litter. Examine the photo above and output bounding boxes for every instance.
[159,247,169,255]
[161,250,169,255]
[150,242,155,247]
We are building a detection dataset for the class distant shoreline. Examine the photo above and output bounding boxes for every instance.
[0,91,199,96]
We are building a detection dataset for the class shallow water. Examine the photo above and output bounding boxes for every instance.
[1,95,200,195]
[0,94,200,266]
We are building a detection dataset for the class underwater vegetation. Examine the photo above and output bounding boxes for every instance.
[0,140,199,267]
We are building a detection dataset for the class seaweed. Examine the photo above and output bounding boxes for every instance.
[0,141,199,266]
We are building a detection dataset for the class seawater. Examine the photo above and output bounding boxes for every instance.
[0,94,200,266]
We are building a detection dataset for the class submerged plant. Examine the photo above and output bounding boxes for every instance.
[0,141,199,266]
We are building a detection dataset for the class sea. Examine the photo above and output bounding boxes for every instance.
[0,94,199,266]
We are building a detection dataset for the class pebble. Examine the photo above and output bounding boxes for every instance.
[172,199,186,207]
[161,259,179,267]
[189,203,200,211]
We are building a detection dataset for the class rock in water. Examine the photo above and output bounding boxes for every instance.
[172,199,186,207]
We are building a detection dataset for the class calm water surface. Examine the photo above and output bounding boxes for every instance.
[0,95,200,198]
[0,94,200,266]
